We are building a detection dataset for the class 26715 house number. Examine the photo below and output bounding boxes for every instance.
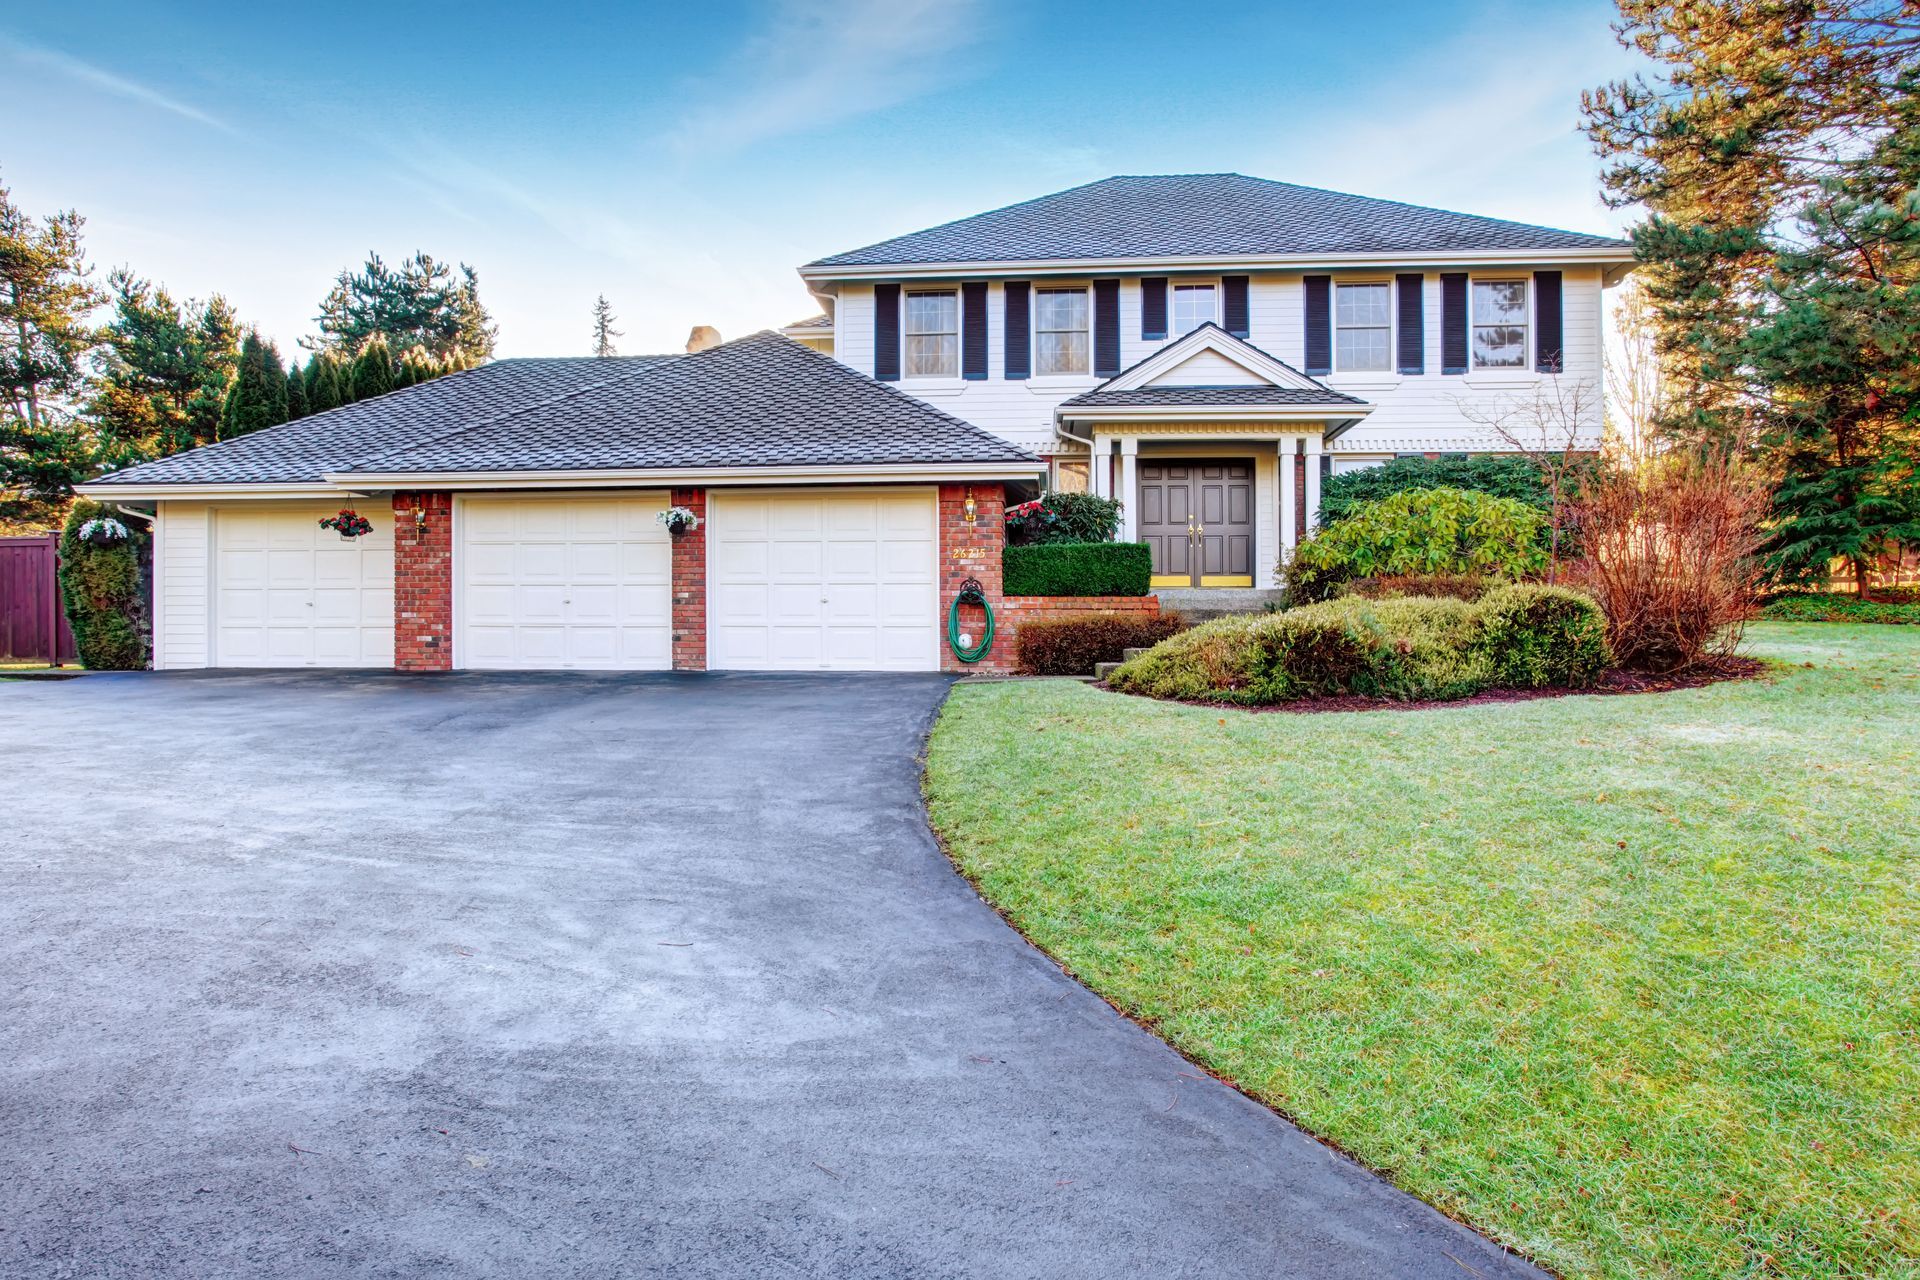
[948,547,991,560]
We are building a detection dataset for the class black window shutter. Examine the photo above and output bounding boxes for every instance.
[1093,279,1121,376]
[962,281,988,380]
[1302,275,1331,375]
[1003,281,1030,380]
[1140,277,1168,341]
[1222,275,1250,338]
[874,282,900,381]
[1534,270,1564,373]
[1395,273,1425,375]
[1440,273,1468,375]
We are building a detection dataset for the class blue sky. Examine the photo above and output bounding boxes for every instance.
[1,1,1641,359]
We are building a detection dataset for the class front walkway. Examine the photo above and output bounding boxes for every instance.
[0,670,1538,1278]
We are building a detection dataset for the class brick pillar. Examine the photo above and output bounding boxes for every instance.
[938,483,1005,673]
[393,492,453,671]
[670,487,707,671]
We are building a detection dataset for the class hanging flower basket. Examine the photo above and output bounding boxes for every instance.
[657,505,702,537]
[78,517,132,546]
[319,508,374,540]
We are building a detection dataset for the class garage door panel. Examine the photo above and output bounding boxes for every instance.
[709,489,938,672]
[458,496,671,670]
[210,504,392,668]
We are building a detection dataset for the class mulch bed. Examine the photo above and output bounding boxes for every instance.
[1098,656,1767,715]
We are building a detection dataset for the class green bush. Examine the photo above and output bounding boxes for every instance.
[1108,584,1610,705]
[1760,593,1920,625]
[1285,487,1549,603]
[58,500,148,670]
[1320,454,1562,525]
[1003,541,1152,596]
[1474,584,1612,688]
[1014,611,1186,675]
[1341,573,1491,602]
[1005,491,1123,545]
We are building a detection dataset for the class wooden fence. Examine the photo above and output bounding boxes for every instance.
[0,535,78,665]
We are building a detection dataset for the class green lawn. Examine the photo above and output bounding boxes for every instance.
[926,623,1920,1279]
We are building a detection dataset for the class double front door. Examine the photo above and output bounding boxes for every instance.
[1137,460,1254,587]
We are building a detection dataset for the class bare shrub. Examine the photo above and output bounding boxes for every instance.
[1570,451,1773,672]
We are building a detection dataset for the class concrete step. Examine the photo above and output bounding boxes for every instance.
[1093,661,1125,681]
[1122,647,1152,662]
[1153,587,1288,624]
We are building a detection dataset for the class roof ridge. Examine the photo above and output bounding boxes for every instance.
[803,175,1122,269]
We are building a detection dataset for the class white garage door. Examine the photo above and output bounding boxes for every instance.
[708,488,938,672]
[212,503,394,667]
[458,494,672,670]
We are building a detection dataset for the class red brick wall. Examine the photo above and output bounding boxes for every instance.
[392,492,453,671]
[938,483,1005,672]
[670,487,707,671]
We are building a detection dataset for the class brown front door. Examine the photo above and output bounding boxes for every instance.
[1137,460,1255,587]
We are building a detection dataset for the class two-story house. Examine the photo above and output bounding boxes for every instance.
[791,173,1631,588]
[80,172,1632,673]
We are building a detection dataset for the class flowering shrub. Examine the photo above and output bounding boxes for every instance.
[657,505,702,535]
[1004,499,1058,544]
[1005,491,1122,545]
[319,509,374,539]
[77,517,131,545]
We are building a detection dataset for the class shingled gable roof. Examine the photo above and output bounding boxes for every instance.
[1058,323,1369,412]
[804,173,1631,271]
[84,332,1033,492]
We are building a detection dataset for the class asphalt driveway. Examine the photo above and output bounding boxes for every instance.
[0,670,1540,1279]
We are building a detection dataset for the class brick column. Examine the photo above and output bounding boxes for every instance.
[393,492,453,671]
[670,487,707,671]
[938,483,1005,673]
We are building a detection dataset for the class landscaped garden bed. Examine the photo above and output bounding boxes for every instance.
[926,622,1920,1279]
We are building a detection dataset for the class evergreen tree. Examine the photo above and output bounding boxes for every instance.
[284,361,308,420]
[314,251,497,365]
[222,330,288,438]
[591,294,621,357]
[0,176,104,526]
[91,272,242,465]
[349,335,395,401]
[304,354,341,413]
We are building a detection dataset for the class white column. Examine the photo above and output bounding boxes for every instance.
[1304,432,1324,534]
[1117,438,1139,539]
[1278,435,1298,558]
[1090,434,1111,498]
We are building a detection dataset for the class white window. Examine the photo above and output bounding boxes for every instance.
[1034,287,1089,376]
[904,290,958,378]
[1335,283,1391,372]
[1471,280,1528,369]
[1171,283,1216,334]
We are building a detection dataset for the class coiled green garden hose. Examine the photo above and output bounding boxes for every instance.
[947,576,995,664]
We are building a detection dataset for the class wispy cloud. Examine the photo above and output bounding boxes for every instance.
[665,0,992,156]
[0,34,238,135]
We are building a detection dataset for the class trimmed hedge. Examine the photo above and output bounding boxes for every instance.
[1015,611,1186,675]
[58,499,149,670]
[1760,593,1920,625]
[1107,583,1609,705]
[1002,541,1152,596]
[1320,454,1562,524]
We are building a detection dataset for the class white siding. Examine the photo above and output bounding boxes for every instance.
[155,500,210,670]
[832,266,1609,458]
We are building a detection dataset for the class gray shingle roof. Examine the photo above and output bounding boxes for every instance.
[343,331,1033,474]
[1059,385,1368,409]
[806,173,1630,269]
[781,314,832,330]
[89,333,1034,488]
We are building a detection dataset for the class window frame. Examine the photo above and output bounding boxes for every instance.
[1031,284,1093,378]
[901,287,961,380]
[1168,280,1219,337]
[1332,279,1394,374]
[1469,277,1530,372]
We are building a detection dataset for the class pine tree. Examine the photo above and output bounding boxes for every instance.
[591,295,621,357]
[284,361,308,420]
[0,176,105,526]
[349,335,395,401]
[222,331,289,438]
[315,251,497,365]
[304,355,341,413]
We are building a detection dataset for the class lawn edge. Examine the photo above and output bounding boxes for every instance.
[915,682,1560,1279]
